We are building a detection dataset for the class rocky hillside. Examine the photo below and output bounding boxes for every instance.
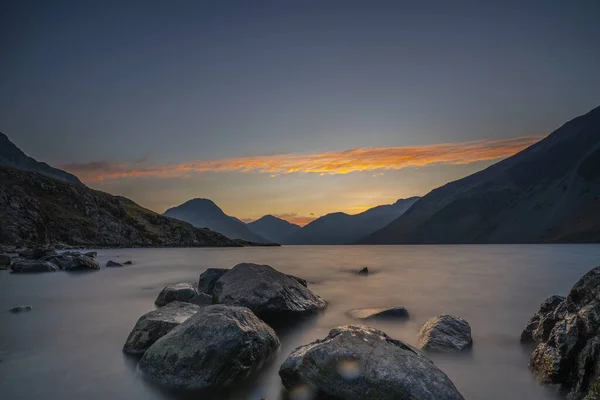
[0,132,83,185]
[0,167,243,248]
[359,106,600,244]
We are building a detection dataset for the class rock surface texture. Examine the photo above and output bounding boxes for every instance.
[279,325,464,400]
[418,314,473,352]
[520,295,565,343]
[138,305,280,390]
[10,260,58,273]
[155,283,198,307]
[348,306,410,320]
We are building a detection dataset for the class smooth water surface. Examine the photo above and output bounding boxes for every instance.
[2,245,600,400]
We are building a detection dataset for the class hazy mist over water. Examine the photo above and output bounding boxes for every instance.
[2,245,600,399]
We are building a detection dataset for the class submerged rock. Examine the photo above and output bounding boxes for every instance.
[528,266,600,398]
[10,305,32,313]
[10,260,58,273]
[213,263,326,320]
[358,267,369,275]
[279,325,464,400]
[123,301,201,355]
[348,306,410,320]
[106,260,122,267]
[123,260,133,265]
[418,314,472,352]
[84,251,97,258]
[198,268,230,294]
[155,283,198,307]
[520,295,565,343]
[139,305,280,390]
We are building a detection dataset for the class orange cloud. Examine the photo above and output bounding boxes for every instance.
[61,135,544,182]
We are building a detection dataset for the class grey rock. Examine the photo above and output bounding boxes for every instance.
[198,268,230,294]
[288,275,307,287]
[358,267,368,275]
[279,325,464,400]
[155,283,198,307]
[10,260,58,273]
[84,251,97,258]
[106,260,122,267]
[528,266,600,398]
[418,314,473,352]
[348,306,410,320]
[188,292,213,306]
[0,254,11,267]
[123,301,201,355]
[123,260,133,265]
[213,263,326,320]
[138,305,280,390]
[41,253,99,271]
[520,295,565,343]
[10,305,32,313]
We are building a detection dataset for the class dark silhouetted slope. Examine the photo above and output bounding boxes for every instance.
[359,106,600,244]
[0,132,83,185]
[283,197,420,245]
[247,215,301,243]
[163,199,270,243]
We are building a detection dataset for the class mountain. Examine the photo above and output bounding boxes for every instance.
[359,106,600,244]
[282,197,420,245]
[0,167,245,247]
[163,199,270,243]
[0,132,83,185]
[247,215,301,243]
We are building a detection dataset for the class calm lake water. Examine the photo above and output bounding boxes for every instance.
[2,245,600,400]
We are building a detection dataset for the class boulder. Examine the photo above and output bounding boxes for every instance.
[155,283,198,307]
[279,325,464,400]
[123,301,201,354]
[358,267,369,275]
[189,292,213,306]
[138,305,280,390]
[348,306,410,320]
[10,305,32,313]
[19,248,57,260]
[198,268,230,294]
[520,295,565,343]
[0,254,11,267]
[528,266,600,398]
[10,260,59,273]
[213,263,326,320]
[106,260,122,267]
[41,253,100,271]
[418,314,472,352]
[84,251,97,258]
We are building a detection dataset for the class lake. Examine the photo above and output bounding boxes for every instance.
[1,245,600,399]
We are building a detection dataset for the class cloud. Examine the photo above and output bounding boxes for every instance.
[61,135,544,182]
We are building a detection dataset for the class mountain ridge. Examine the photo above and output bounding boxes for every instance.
[247,215,301,243]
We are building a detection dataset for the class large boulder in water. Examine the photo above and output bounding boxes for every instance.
[123,301,201,354]
[198,268,229,294]
[155,283,198,307]
[279,325,464,400]
[213,263,326,320]
[418,314,473,352]
[41,253,100,271]
[520,295,565,343]
[528,266,600,398]
[10,260,58,273]
[139,305,280,390]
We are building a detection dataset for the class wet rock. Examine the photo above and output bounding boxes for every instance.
[520,295,565,343]
[84,251,97,258]
[106,260,122,267]
[348,306,410,320]
[418,314,473,352]
[123,301,201,355]
[198,268,229,294]
[155,283,198,307]
[213,263,326,320]
[123,260,133,265]
[279,325,464,400]
[41,253,99,271]
[528,266,600,398]
[139,305,280,390]
[188,292,213,306]
[10,260,59,273]
[358,267,369,275]
[10,305,32,313]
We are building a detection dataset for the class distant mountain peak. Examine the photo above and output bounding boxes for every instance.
[247,214,301,243]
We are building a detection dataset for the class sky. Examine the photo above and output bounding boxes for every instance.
[1,0,599,225]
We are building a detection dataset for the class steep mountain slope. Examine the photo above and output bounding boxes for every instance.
[247,215,301,243]
[163,199,270,243]
[282,197,420,245]
[360,106,600,244]
[0,132,83,185]
[0,167,243,247]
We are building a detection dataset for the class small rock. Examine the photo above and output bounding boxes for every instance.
[348,306,410,320]
[123,260,133,265]
[63,255,100,271]
[10,306,32,313]
[279,325,464,400]
[139,305,280,391]
[358,267,369,275]
[10,260,59,273]
[155,283,198,307]
[418,314,473,352]
[106,260,123,267]
[123,301,201,354]
[84,251,97,258]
